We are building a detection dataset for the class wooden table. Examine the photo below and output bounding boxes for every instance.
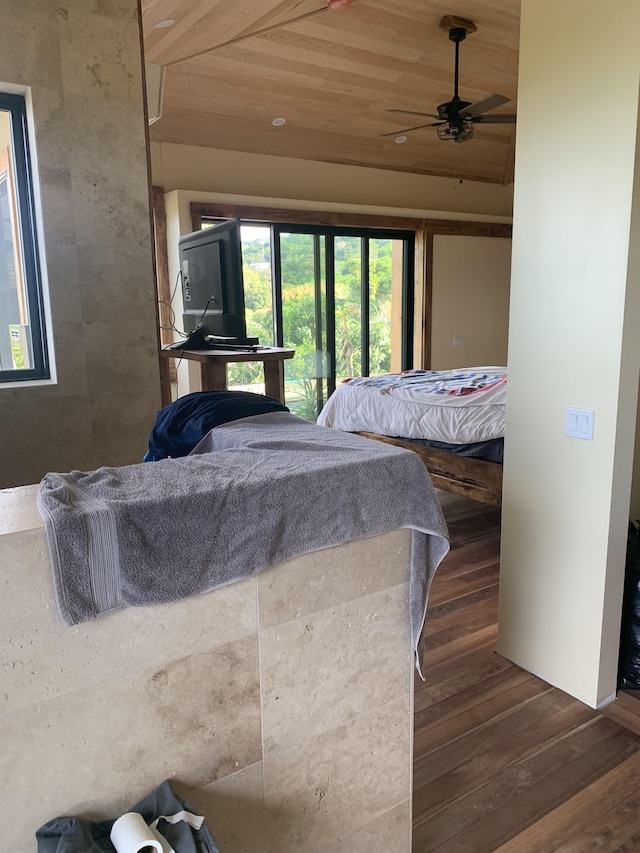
[160,346,295,404]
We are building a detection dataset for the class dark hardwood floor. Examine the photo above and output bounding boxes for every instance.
[414,491,640,853]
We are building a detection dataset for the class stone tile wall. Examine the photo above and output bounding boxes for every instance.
[0,0,161,488]
[0,486,414,853]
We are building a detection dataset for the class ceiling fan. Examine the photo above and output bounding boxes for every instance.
[384,15,516,143]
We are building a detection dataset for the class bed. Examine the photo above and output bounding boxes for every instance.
[316,367,507,506]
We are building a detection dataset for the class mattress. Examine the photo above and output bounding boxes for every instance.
[317,367,507,445]
[404,436,504,464]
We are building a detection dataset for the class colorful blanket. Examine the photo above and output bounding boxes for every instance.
[344,368,507,396]
[317,366,507,444]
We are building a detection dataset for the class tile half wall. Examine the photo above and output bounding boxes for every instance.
[0,485,414,852]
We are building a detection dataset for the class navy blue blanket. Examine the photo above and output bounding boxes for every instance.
[396,436,504,464]
[145,390,288,460]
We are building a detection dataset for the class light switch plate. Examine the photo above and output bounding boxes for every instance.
[565,407,594,440]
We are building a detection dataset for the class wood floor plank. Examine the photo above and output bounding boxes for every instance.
[424,604,500,652]
[414,687,580,794]
[616,831,640,852]
[414,654,515,713]
[416,638,501,695]
[413,679,555,787]
[491,752,640,853]
[420,624,499,672]
[414,493,640,853]
[554,789,640,852]
[416,723,640,852]
[602,690,640,737]
[431,539,500,580]
[459,562,500,586]
[427,568,499,607]
[440,514,501,549]
[414,693,594,823]
[414,665,532,733]
[424,584,499,629]
[424,587,500,638]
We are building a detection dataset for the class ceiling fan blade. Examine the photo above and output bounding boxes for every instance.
[471,113,517,124]
[387,109,441,120]
[381,122,444,138]
[459,94,510,118]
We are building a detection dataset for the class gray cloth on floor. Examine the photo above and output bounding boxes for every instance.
[37,412,449,674]
[35,779,218,852]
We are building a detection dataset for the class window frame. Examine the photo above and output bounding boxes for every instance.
[199,218,415,400]
[0,91,48,383]
[187,202,513,372]
[265,221,416,382]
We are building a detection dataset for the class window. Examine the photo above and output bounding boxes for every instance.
[0,93,48,382]
[201,218,415,420]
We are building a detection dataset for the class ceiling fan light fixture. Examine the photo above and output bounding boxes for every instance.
[154,19,175,28]
[437,121,474,143]
[384,16,515,144]
[272,117,286,126]
[395,136,408,144]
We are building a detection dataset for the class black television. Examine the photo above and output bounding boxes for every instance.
[178,219,257,346]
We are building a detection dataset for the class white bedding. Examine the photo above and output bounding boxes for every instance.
[316,367,507,445]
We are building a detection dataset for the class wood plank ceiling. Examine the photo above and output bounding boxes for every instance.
[142,0,520,185]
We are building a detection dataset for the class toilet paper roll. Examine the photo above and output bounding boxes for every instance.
[110,812,164,853]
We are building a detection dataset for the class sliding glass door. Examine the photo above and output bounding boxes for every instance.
[207,219,415,420]
[275,231,329,420]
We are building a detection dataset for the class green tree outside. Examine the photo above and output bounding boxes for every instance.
[228,232,396,415]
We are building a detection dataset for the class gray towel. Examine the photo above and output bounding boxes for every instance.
[37,413,449,674]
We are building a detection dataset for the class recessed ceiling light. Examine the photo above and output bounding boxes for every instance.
[395,136,408,144]
[272,117,286,127]
[154,19,175,28]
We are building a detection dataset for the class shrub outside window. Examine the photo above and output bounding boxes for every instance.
[0,92,48,382]
[200,218,414,420]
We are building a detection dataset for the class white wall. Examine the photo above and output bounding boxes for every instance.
[431,235,512,369]
[633,407,640,519]
[151,142,514,220]
[498,0,640,709]
[0,111,10,149]
[164,190,201,395]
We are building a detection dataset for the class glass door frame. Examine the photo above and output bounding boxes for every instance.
[187,201,514,376]
[269,223,415,396]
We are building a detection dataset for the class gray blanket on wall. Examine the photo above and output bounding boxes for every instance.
[37,413,450,674]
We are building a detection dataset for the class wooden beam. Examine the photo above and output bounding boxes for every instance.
[152,185,175,405]
[356,432,503,506]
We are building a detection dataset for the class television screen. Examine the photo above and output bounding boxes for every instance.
[178,219,252,343]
